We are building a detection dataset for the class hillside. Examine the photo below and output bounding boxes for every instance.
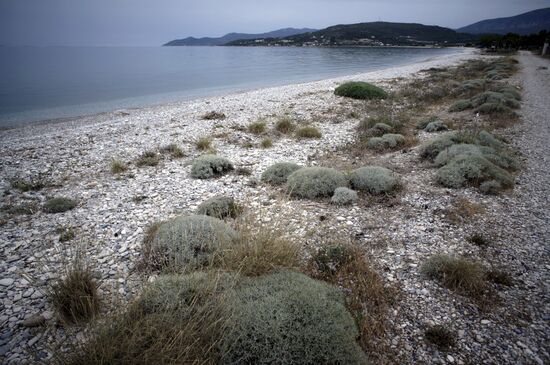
[228,22,475,47]
[164,28,316,46]
[458,7,550,35]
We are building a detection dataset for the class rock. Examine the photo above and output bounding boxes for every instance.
[0,279,14,287]
[21,315,45,328]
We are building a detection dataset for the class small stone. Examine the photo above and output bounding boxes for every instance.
[447,355,455,363]
[0,279,14,287]
[21,315,45,328]
[481,319,490,325]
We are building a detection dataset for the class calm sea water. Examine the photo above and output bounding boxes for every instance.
[0,46,461,127]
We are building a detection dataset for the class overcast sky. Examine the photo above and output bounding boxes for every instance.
[0,0,548,46]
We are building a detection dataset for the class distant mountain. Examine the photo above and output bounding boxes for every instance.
[164,28,317,46]
[458,7,550,35]
[228,22,475,47]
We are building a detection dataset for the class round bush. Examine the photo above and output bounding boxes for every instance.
[350,166,399,194]
[190,155,233,179]
[436,154,514,189]
[43,197,78,213]
[286,167,347,199]
[479,180,502,195]
[424,121,448,133]
[373,122,392,133]
[449,99,472,112]
[331,187,358,205]
[221,271,368,365]
[367,134,405,150]
[261,162,301,186]
[196,196,241,219]
[148,215,237,270]
[334,81,388,100]
[434,144,484,167]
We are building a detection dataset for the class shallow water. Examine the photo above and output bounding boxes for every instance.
[0,46,461,127]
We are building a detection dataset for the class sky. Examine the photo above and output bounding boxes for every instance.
[0,0,548,46]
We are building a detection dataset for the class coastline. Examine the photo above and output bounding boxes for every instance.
[0,47,474,134]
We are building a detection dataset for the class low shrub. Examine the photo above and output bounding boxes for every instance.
[261,162,301,186]
[335,81,388,100]
[49,258,99,324]
[449,99,473,112]
[475,102,514,115]
[195,137,212,151]
[2,201,39,215]
[470,91,520,109]
[222,271,368,365]
[424,121,448,132]
[144,214,237,271]
[43,197,78,214]
[415,117,437,130]
[286,167,347,199]
[190,154,233,179]
[456,79,486,96]
[275,117,295,134]
[436,154,514,190]
[136,150,160,167]
[110,159,128,174]
[373,122,393,134]
[367,133,405,150]
[480,180,502,195]
[421,254,487,297]
[260,138,273,148]
[235,167,252,176]
[331,187,358,205]
[425,325,456,349]
[486,269,513,286]
[160,143,185,158]
[420,131,477,161]
[349,166,400,195]
[247,121,267,135]
[202,111,226,120]
[196,196,241,219]
[296,126,322,139]
[11,176,48,192]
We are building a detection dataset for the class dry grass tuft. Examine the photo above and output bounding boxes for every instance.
[296,126,322,139]
[160,143,185,159]
[56,271,233,365]
[444,197,485,224]
[212,213,302,277]
[247,121,267,135]
[196,137,212,151]
[422,254,487,298]
[306,241,393,355]
[260,138,273,148]
[136,150,160,167]
[275,117,295,134]
[49,258,100,324]
[110,159,128,174]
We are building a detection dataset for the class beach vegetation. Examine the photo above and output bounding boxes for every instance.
[331,187,358,205]
[261,162,301,186]
[296,126,322,139]
[190,154,233,179]
[196,196,241,220]
[43,197,78,213]
[286,167,347,199]
[335,81,388,100]
[349,166,400,195]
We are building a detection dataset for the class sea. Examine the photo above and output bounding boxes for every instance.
[0,46,462,127]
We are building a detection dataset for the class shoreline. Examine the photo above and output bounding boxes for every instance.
[0,47,474,133]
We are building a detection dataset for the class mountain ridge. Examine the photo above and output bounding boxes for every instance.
[227,22,475,47]
[164,28,316,46]
[457,7,550,35]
